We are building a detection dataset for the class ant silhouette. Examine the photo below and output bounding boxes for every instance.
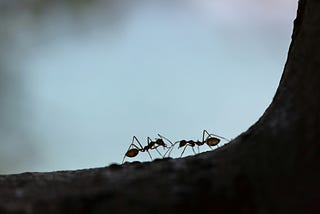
[167,130,230,158]
[122,134,173,163]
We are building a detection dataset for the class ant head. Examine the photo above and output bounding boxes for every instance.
[206,137,220,146]
[178,140,187,148]
[125,149,139,158]
[155,138,166,147]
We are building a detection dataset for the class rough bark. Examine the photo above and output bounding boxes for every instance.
[0,0,319,213]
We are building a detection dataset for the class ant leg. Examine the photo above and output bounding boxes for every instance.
[158,134,174,157]
[166,141,179,157]
[163,146,171,157]
[122,137,143,163]
[122,155,127,164]
[180,145,189,158]
[150,142,165,158]
[197,145,200,153]
[155,147,164,157]
[132,136,153,161]
[146,150,153,160]
[145,137,154,161]
[202,130,212,142]
[133,136,144,149]
[207,144,213,150]
[121,156,126,164]
[191,146,196,155]
[149,137,165,158]
[165,143,176,157]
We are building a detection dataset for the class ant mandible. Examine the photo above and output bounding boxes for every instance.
[167,130,230,158]
[122,134,173,163]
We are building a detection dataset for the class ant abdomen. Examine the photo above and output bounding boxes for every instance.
[206,137,220,146]
[125,149,139,158]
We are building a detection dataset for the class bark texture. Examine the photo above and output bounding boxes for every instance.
[0,1,319,213]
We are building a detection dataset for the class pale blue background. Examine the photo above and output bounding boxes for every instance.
[0,0,297,174]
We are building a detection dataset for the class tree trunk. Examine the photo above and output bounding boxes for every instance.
[0,0,319,213]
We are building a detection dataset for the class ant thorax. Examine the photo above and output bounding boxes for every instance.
[195,141,203,146]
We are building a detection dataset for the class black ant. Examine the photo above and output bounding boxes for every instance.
[167,130,229,158]
[122,134,173,163]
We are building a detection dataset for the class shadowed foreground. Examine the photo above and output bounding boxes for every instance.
[0,0,319,213]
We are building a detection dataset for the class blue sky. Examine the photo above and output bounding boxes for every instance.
[1,0,298,173]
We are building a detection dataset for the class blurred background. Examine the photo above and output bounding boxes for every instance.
[0,0,297,174]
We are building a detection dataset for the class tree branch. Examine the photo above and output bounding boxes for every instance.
[1,1,319,213]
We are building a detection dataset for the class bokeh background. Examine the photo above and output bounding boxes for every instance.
[0,0,297,174]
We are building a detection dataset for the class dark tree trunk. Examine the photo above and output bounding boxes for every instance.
[0,0,319,213]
